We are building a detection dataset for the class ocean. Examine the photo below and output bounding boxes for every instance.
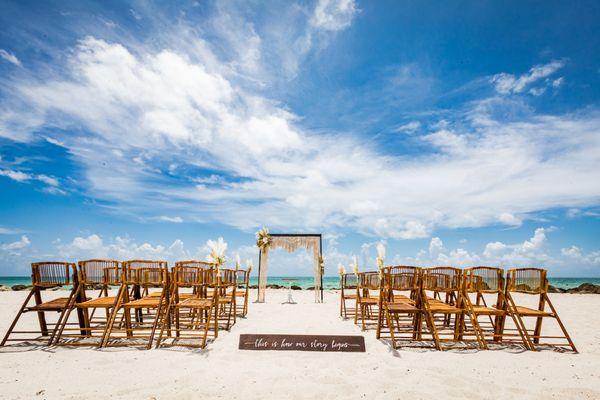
[1,276,599,290]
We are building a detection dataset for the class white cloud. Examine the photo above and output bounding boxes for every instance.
[498,212,522,226]
[561,245,600,266]
[393,120,421,134]
[0,227,23,235]
[491,60,564,95]
[158,216,183,223]
[1,34,599,240]
[57,234,192,263]
[0,168,63,193]
[0,49,21,67]
[397,228,558,268]
[0,169,30,182]
[1,235,31,251]
[311,0,357,31]
[552,77,564,88]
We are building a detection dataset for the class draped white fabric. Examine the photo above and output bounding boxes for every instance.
[257,235,322,303]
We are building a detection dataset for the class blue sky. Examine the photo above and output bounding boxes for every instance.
[0,0,599,277]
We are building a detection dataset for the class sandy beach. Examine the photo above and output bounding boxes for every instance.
[0,289,599,399]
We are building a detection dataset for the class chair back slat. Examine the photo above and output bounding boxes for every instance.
[464,266,504,293]
[422,267,462,292]
[235,269,250,285]
[341,273,358,289]
[123,260,168,284]
[175,260,216,269]
[358,272,380,291]
[172,266,203,286]
[506,268,547,294]
[219,268,237,286]
[386,266,420,291]
[138,268,169,287]
[79,259,121,285]
[32,262,75,287]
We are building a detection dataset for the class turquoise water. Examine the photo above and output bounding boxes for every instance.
[2,276,599,290]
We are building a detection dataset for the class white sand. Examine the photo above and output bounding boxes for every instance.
[0,289,599,399]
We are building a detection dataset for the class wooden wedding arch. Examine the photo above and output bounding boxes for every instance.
[256,233,323,303]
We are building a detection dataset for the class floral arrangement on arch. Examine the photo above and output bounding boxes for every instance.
[256,226,272,250]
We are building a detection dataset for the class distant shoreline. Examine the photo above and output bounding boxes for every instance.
[1,276,599,294]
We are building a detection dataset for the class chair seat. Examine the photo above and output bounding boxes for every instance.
[177,298,213,308]
[386,303,420,312]
[123,298,162,308]
[472,304,504,315]
[146,292,163,297]
[176,293,197,300]
[235,291,247,297]
[512,305,552,316]
[218,297,234,303]
[342,294,357,299]
[77,296,117,308]
[428,303,462,313]
[359,297,378,305]
[28,297,71,311]
[390,295,414,304]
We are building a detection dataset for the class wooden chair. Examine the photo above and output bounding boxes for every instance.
[171,260,215,300]
[101,260,170,349]
[462,266,528,349]
[214,268,237,335]
[340,273,358,319]
[504,268,577,352]
[355,272,380,331]
[1,262,80,346]
[235,268,251,317]
[53,259,122,346]
[377,266,423,348]
[420,267,485,350]
[156,265,216,348]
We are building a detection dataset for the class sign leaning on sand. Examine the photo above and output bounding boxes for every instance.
[239,334,366,352]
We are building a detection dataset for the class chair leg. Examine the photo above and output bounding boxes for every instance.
[32,288,48,336]
[1,290,35,346]
[51,286,81,346]
[544,294,578,353]
[203,306,212,348]
[386,309,396,348]
[361,304,367,331]
[506,293,535,351]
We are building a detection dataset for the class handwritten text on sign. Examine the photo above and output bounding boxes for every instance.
[238,334,366,352]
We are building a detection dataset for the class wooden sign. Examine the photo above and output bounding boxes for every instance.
[238,334,365,352]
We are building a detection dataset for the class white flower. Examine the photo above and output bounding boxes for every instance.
[206,237,227,265]
[246,259,254,270]
[338,263,346,275]
[376,242,386,260]
[235,254,241,268]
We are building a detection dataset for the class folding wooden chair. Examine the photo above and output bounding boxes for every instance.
[355,271,380,331]
[102,260,170,349]
[1,262,81,346]
[340,272,358,319]
[156,265,217,348]
[172,260,215,300]
[214,268,237,335]
[420,267,485,350]
[377,266,423,348]
[504,268,577,352]
[462,266,529,349]
[53,259,122,346]
[235,268,251,317]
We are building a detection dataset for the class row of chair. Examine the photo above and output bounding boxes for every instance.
[1,259,252,349]
[340,266,577,352]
